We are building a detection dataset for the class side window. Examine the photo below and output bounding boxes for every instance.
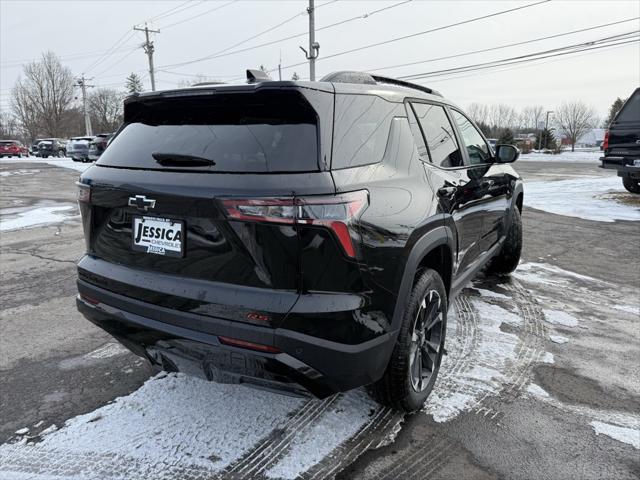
[450,110,491,165]
[332,94,402,169]
[406,104,429,159]
[411,102,463,168]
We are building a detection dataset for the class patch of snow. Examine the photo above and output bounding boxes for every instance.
[0,202,77,231]
[543,309,578,327]
[549,335,569,344]
[612,305,640,316]
[0,156,92,173]
[14,428,29,436]
[266,391,378,479]
[519,150,601,163]
[84,343,129,360]
[424,298,524,422]
[542,352,555,364]
[471,287,511,300]
[0,169,40,177]
[591,421,640,449]
[524,176,640,222]
[526,383,550,399]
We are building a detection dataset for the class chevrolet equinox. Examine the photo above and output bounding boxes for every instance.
[76,71,523,412]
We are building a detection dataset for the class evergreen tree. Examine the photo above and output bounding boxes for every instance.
[538,127,556,150]
[603,97,626,127]
[498,128,515,145]
[125,73,144,94]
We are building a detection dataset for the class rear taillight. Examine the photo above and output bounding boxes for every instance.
[221,190,369,259]
[603,130,609,150]
[77,182,91,203]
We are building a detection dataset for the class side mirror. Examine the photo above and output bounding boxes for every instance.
[494,144,520,163]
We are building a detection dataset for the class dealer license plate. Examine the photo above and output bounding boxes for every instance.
[132,216,184,257]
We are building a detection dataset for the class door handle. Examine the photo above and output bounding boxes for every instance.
[437,186,457,198]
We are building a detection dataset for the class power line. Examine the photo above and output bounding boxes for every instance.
[83,30,136,74]
[400,34,639,81]
[0,44,139,68]
[275,0,552,74]
[146,1,203,23]
[159,0,238,30]
[364,17,640,74]
[92,46,140,79]
[157,0,413,70]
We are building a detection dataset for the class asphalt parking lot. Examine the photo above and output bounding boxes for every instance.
[0,155,639,479]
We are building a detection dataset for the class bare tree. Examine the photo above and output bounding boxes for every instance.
[555,101,597,152]
[88,88,123,132]
[0,110,20,139]
[466,103,489,126]
[519,105,545,131]
[11,51,74,138]
[488,104,518,131]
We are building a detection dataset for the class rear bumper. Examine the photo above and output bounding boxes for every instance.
[76,278,395,398]
[600,156,640,178]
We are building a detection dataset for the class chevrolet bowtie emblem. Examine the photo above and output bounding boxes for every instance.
[128,195,156,211]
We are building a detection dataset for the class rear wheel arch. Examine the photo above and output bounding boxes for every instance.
[391,226,454,330]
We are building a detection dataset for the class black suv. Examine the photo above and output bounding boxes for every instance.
[37,138,67,158]
[600,88,640,194]
[76,71,523,411]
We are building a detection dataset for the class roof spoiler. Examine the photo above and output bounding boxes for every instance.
[246,69,272,84]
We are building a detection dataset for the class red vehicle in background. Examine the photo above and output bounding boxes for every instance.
[0,140,29,158]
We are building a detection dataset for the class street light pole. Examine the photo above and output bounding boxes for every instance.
[539,110,554,150]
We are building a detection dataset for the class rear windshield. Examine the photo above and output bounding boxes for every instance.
[0,141,17,145]
[615,90,640,123]
[98,91,319,173]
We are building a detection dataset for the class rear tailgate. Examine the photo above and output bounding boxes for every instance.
[78,86,336,328]
[606,88,640,159]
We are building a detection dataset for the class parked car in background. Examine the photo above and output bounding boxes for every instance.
[37,139,67,158]
[75,71,523,412]
[487,138,498,151]
[600,88,640,194]
[87,133,113,162]
[67,136,94,162]
[30,139,46,155]
[0,140,29,158]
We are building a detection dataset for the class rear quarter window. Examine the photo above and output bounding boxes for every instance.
[332,94,404,169]
[615,90,640,123]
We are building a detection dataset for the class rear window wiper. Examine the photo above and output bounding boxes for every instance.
[152,152,216,167]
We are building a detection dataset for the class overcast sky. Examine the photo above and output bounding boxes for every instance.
[1,0,639,118]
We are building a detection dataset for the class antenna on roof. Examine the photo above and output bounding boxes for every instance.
[246,69,272,84]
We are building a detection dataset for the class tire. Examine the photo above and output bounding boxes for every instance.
[369,269,447,412]
[488,207,522,275]
[622,177,640,194]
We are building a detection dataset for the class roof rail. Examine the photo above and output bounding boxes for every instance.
[192,81,226,86]
[370,74,442,97]
[320,70,442,97]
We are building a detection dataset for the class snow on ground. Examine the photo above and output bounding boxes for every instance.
[1,262,637,478]
[0,201,78,232]
[524,175,640,222]
[519,149,601,163]
[0,156,91,173]
[591,421,640,450]
[543,309,579,327]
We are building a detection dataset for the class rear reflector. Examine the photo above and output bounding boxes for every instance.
[603,130,609,150]
[76,182,91,203]
[221,190,368,258]
[218,336,281,353]
[79,293,100,305]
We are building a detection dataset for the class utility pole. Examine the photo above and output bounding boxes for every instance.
[299,0,319,81]
[76,75,94,136]
[133,23,160,91]
[278,51,282,81]
[539,110,554,150]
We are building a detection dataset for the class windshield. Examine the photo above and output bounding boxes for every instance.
[615,90,640,123]
[98,92,319,173]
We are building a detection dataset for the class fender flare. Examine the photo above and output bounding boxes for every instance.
[391,225,454,331]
